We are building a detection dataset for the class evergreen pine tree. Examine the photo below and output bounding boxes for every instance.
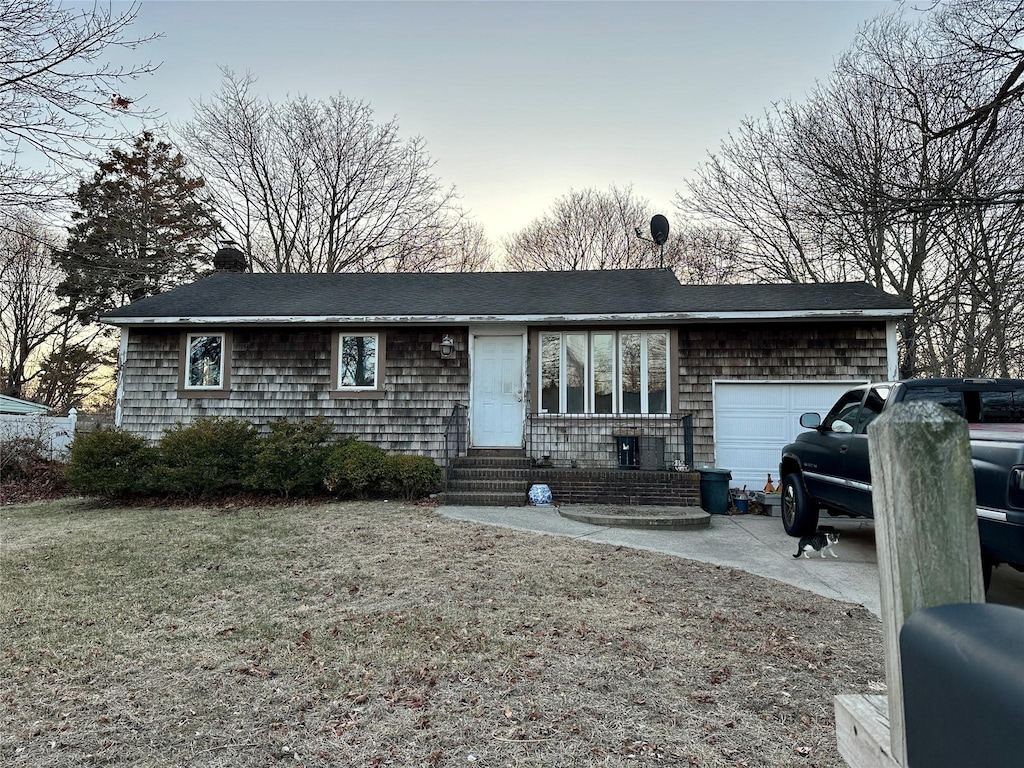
[56,132,219,324]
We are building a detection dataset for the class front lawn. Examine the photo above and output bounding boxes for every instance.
[1,499,883,767]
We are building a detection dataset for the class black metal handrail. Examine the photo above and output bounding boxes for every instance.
[442,402,468,484]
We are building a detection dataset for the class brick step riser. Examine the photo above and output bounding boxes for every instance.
[452,458,532,470]
[442,492,526,506]
[446,482,527,495]
[448,468,531,481]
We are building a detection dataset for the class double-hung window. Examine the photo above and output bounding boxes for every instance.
[538,330,671,415]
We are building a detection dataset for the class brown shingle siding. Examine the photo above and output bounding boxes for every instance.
[676,321,888,466]
[121,327,470,456]
[120,319,888,468]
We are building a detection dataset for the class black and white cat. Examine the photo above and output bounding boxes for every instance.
[793,531,839,559]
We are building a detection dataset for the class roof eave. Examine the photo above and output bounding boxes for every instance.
[100,308,913,326]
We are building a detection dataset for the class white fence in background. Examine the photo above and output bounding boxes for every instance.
[0,408,78,460]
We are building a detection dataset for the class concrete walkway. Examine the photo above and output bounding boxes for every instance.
[437,505,1024,618]
[438,505,883,616]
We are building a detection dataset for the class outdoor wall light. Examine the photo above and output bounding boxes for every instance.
[439,334,455,359]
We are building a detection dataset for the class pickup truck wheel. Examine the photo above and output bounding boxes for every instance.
[782,474,819,537]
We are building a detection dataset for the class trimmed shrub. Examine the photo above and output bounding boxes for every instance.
[246,418,332,497]
[157,417,258,498]
[324,439,390,498]
[65,427,157,498]
[387,453,442,500]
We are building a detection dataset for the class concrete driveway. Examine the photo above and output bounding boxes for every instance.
[437,506,1024,618]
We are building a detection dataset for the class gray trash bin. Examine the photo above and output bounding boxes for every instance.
[698,468,732,514]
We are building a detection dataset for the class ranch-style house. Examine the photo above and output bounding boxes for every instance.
[101,251,911,504]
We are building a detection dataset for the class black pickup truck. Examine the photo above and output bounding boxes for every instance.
[779,378,1024,587]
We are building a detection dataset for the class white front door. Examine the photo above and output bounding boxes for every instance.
[471,335,524,448]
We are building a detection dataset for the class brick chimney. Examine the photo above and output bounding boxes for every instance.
[213,241,248,272]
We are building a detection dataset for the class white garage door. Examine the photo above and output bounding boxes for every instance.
[713,381,866,492]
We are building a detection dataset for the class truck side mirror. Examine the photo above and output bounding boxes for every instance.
[799,413,821,429]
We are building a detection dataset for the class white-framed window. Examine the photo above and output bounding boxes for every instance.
[330,331,386,399]
[538,330,670,415]
[620,331,668,414]
[338,333,378,388]
[592,332,616,414]
[178,330,231,399]
[541,332,588,413]
[185,333,226,390]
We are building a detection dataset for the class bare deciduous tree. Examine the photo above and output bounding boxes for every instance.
[397,220,492,274]
[503,186,654,271]
[677,1,1024,378]
[0,217,56,398]
[671,220,741,285]
[179,70,489,274]
[915,0,1024,210]
[0,0,157,208]
[501,184,732,283]
[0,214,109,409]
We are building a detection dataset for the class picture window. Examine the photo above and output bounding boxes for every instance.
[539,330,670,415]
[339,334,378,389]
[178,331,231,398]
[330,331,386,399]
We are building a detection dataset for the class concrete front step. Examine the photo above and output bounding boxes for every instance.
[558,505,710,530]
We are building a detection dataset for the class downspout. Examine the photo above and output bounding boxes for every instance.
[885,320,899,381]
[114,327,129,428]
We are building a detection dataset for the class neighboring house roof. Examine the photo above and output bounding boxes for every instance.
[0,394,50,415]
[100,269,912,326]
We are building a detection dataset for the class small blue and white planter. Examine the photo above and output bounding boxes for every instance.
[528,483,553,506]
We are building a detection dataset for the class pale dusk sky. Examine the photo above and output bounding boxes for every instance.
[115,0,892,243]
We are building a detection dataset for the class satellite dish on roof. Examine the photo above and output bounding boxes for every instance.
[650,214,669,246]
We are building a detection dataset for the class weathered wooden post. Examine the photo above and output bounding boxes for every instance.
[834,401,984,767]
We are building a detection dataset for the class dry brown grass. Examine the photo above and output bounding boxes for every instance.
[1,499,883,767]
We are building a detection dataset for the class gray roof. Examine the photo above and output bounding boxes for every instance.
[681,281,911,313]
[100,269,911,325]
